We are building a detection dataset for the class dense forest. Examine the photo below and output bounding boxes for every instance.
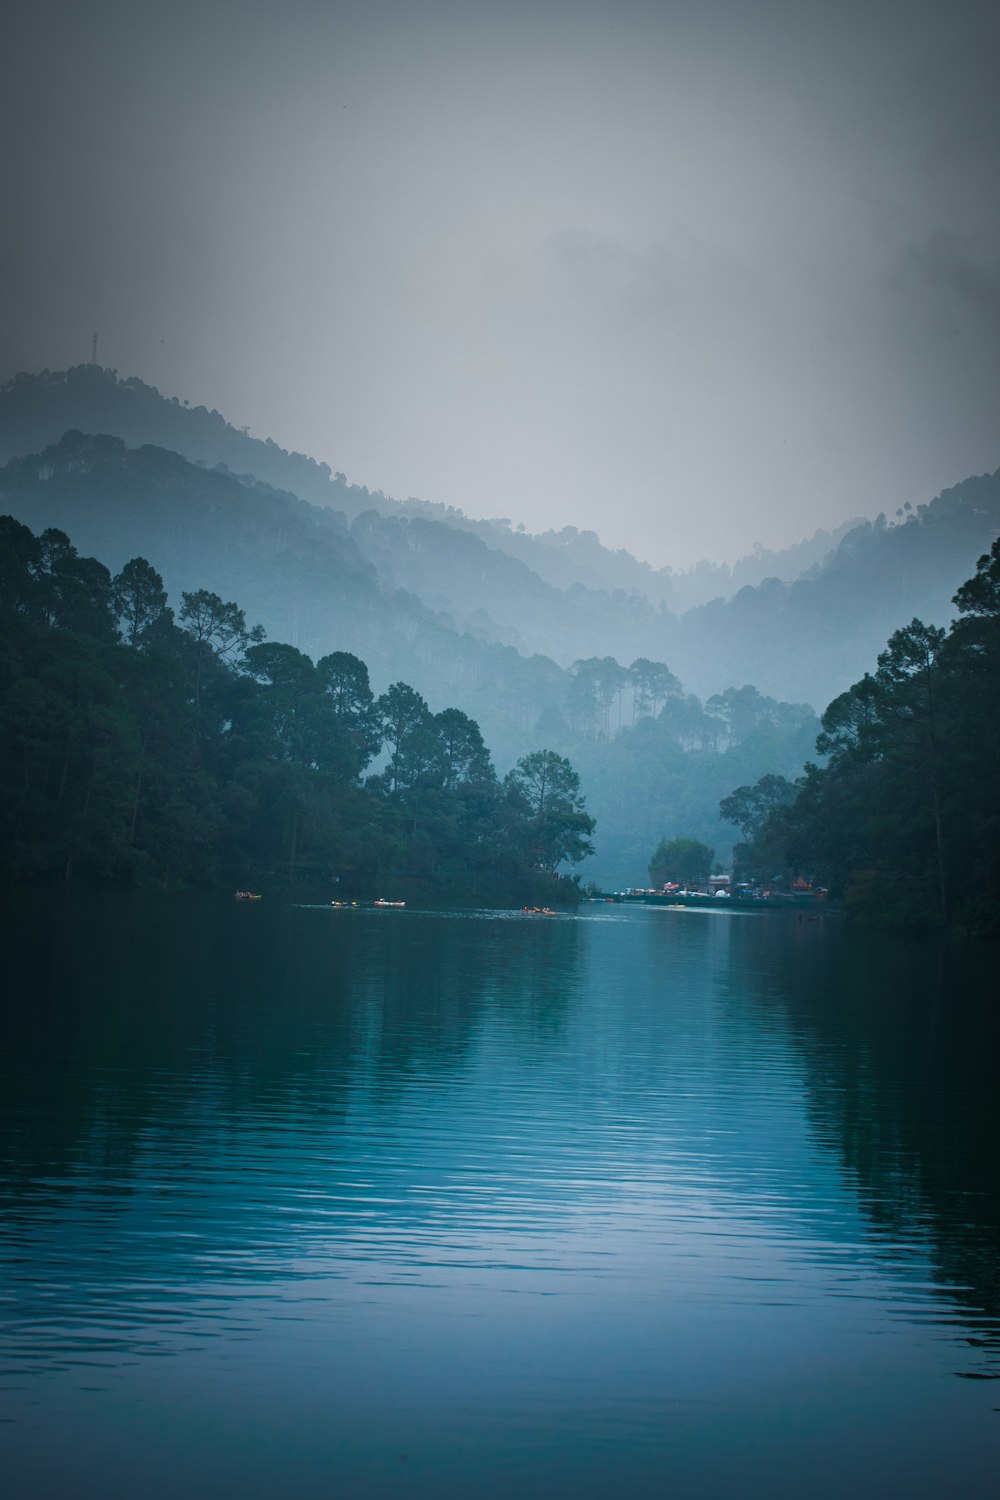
[721,540,1000,935]
[556,676,817,885]
[0,365,860,611]
[0,429,820,884]
[0,516,595,903]
[2,366,997,896]
[2,368,997,709]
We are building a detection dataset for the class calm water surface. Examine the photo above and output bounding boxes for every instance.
[2,894,999,1498]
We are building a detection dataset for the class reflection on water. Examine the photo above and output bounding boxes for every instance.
[1,893,998,1499]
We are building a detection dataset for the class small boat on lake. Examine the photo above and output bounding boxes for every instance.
[331,899,404,908]
[235,891,262,901]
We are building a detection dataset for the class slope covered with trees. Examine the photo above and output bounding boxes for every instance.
[3,368,996,895]
[724,540,1000,934]
[0,367,858,615]
[0,431,573,767]
[672,473,1000,705]
[2,367,996,716]
[0,434,840,888]
[0,517,593,902]
[571,683,818,888]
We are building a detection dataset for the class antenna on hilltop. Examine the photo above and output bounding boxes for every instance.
[91,332,98,366]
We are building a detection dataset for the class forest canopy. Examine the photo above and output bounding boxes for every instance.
[0,516,594,903]
[721,539,1000,934]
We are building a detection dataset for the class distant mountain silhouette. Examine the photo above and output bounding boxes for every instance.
[0,428,820,883]
[0,431,566,767]
[1,366,996,714]
[0,366,858,615]
[671,472,1000,704]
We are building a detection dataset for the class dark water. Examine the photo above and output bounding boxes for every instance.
[2,894,998,1499]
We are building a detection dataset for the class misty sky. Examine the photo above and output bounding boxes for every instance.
[3,0,998,566]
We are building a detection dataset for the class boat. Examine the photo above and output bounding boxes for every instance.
[235,891,262,901]
[331,899,402,908]
[522,906,556,916]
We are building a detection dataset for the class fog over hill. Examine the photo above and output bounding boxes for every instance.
[0,367,859,613]
[1,368,997,715]
[0,431,561,768]
[2,368,997,886]
[0,425,822,884]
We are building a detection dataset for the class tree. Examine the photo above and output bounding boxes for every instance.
[317,651,380,768]
[318,651,374,718]
[944,539,1000,928]
[178,589,265,705]
[659,692,722,751]
[179,589,265,663]
[30,528,116,640]
[504,749,595,871]
[0,515,42,617]
[376,682,442,795]
[720,773,800,885]
[629,658,681,723]
[112,558,170,647]
[434,707,494,790]
[871,620,949,918]
[569,657,630,740]
[648,836,714,890]
[706,685,769,748]
[720,774,797,842]
[810,621,950,918]
[952,538,1000,622]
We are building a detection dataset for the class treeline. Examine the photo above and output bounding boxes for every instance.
[557,657,812,749]
[0,429,643,768]
[675,468,1000,706]
[0,517,594,900]
[5,372,998,719]
[0,431,813,777]
[0,367,854,615]
[0,365,358,514]
[722,540,1000,934]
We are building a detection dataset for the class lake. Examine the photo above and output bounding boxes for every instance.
[2,893,998,1498]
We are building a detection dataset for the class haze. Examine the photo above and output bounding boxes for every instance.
[2,0,998,566]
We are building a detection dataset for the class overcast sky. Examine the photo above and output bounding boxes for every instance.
[2,0,998,566]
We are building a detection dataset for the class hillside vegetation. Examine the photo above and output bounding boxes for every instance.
[1,366,995,890]
[0,515,592,902]
[0,366,857,614]
[1,368,995,712]
[725,539,1000,935]
[0,434,817,884]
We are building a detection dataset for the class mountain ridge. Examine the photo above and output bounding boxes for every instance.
[1,365,997,714]
[0,365,865,609]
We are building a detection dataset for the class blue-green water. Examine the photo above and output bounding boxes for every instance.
[2,894,998,1498]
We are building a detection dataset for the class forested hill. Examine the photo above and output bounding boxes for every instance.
[670,470,1000,705]
[0,366,360,516]
[415,510,862,612]
[0,431,569,768]
[0,366,859,612]
[0,428,823,724]
[1,368,997,713]
[0,515,594,901]
[0,433,824,886]
[727,537,1000,935]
